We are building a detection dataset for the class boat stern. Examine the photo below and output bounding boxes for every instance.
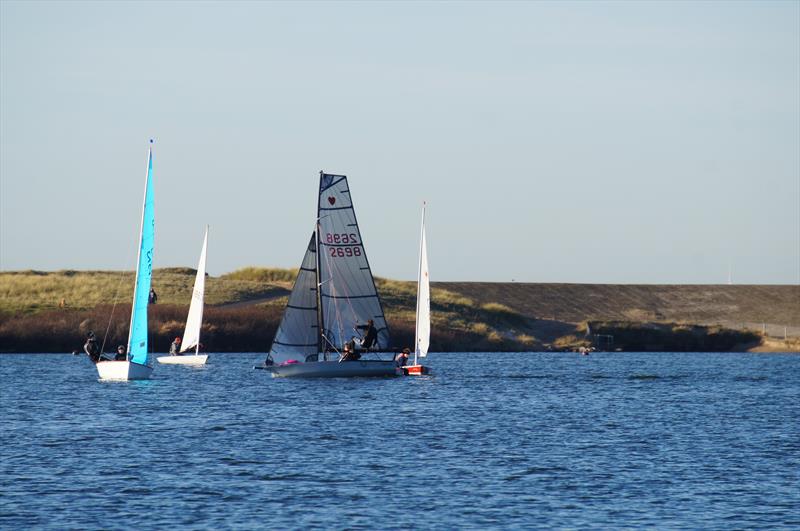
[401,364,430,376]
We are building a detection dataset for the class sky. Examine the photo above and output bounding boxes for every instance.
[1,1,798,284]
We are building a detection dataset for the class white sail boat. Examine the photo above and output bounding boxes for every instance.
[403,203,431,376]
[95,141,156,381]
[258,171,399,378]
[157,226,210,366]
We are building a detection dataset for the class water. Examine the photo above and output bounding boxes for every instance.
[1,352,798,529]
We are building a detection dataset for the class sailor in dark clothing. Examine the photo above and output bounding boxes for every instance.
[115,345,127,361]
[340,337,361,362]
[149,288,158,305]
[356,319,378,350]
[395,348,410,367]
[84,331,101,364]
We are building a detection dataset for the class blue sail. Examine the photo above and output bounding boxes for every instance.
[127,145,155,365]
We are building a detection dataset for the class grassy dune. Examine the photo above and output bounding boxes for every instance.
[0,268,290,313]
[0,269,797,352]
[440,282,800,328]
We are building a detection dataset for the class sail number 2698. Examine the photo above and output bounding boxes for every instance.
[325,233,362,257]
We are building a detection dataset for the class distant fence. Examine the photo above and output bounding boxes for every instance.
[718,322,800,339]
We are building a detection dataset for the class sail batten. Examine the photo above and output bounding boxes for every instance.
[321,293,379,300]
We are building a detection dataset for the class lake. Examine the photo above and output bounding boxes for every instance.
[1,352,798,529]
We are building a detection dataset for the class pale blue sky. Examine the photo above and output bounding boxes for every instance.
[1,1,798,284]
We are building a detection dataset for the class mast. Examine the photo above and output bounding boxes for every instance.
[414,203,426,366]
[316,171,326,360]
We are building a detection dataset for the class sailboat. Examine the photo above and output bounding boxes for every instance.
[157,226,210,366]
[95,141,155,381]
[258,171,399,378]
[403,203,431,376]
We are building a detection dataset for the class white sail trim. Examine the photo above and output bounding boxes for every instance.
[181,226,208,353]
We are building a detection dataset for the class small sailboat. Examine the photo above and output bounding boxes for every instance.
[403,203,431,376]
[157,226,210,366]
[258,171,398,378]
[95,141,156,381]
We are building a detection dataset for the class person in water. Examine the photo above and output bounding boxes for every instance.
[395,348,410,367]
[115,345,127,361]
[356,319,378,350]
[83,331,101,364]
[169,336,182,355]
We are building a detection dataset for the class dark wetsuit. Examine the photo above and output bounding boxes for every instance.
[356,324,378,349]
[84,338,101,364]
[341,339,361,361]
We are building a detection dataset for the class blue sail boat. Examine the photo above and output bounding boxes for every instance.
[96,141,155,380]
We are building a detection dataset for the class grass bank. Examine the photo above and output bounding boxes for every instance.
[1,269,796,353]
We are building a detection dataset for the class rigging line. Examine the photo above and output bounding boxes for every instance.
[324,249,343,346]
[342,260,362,330]
[332,246,361,346]
[100,241,138,355]
[320,332,341,356]
[322,241,350,348]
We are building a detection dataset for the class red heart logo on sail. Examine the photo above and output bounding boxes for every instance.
[328,196,336,205]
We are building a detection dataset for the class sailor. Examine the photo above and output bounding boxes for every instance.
[115,345,127,361]
[395,348,410,367]
[83,331,101,364]
[356,319,378,350]
[341,338,361,362]
[148,288,158,305]
[169,336,182,355]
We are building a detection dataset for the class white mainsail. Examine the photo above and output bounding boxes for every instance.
[414,204,430,363]
[180,226,208,353]
[268,233,320,363]
[260,171,399,377]
[316,172,391,352]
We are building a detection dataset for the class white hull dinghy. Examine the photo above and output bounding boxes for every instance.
[258,171,398,378]
[157,226,210,366]
[96,141,156,381]
[96,360,154,381]
[157,354,209,366]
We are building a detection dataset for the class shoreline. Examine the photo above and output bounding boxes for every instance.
[2,270,797,354]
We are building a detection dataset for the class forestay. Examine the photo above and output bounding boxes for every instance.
[180,226,208,353]
[317,173,390,351]
[268,234,319,363]
[127,145,154,366]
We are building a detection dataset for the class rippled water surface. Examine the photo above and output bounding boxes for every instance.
[2,352,799,529]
